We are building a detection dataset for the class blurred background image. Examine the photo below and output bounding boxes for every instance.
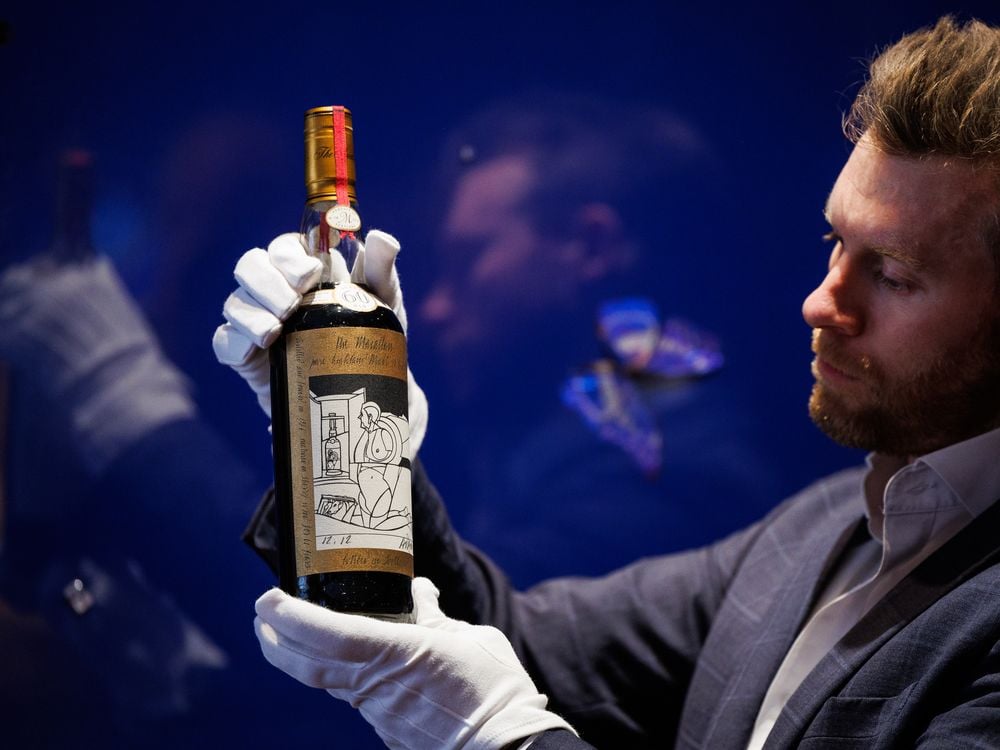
[3,1,998,746]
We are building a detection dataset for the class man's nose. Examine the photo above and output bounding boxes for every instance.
[802,262,863,336]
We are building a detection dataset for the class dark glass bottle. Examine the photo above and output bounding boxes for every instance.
[269,106,414,621]
[1,149,98,552]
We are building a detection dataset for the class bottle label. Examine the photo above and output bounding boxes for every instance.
[285,326,413,577]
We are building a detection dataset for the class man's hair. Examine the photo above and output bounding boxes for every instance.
[845,16,1000,160]
[845,16,1000,274]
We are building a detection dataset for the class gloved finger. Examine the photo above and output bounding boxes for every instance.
[0,257,40,291]
[326,246,352,285]
[254,615,351,690]
[350,242,367,285]
[412,578,475,636]
[267,233,323,293]
[362,230,403,311]
[212,324,272,417]
[355,703,452,750]
[0,263,41,326]
[212,322,258,366]
[394,290,409,333]
[223,287,283,348]
[231,348,270,393]
[256,388,272,418]
[235,248,300,320]
[255,588,403,664]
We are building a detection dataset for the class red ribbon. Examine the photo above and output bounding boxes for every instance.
[332,107,356,240]
[332,107,350,206]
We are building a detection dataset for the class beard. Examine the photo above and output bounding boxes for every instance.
[808,324,1000,457]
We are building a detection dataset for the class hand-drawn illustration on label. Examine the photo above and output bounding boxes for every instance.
[286,327,413,577]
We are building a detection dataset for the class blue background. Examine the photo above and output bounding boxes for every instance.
[4,2,999,746]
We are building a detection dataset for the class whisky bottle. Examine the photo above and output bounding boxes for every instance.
[1,149,98,553]
[51,149,97,261]
[269,106,414,620]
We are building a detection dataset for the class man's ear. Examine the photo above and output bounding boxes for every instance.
[567,202,636,281]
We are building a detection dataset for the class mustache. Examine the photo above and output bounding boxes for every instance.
[811,330,873,379]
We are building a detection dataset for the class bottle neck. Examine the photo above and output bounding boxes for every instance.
[51,208,95,259]
[301,198,364,286]
[51,161,96,261]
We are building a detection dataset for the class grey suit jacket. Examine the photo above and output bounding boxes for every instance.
[409,462,1000,749]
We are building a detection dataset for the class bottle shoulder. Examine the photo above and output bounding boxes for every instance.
[284,288,403,334]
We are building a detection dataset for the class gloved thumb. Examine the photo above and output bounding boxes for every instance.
[411,577,448,628]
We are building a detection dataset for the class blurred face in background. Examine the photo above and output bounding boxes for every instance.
[419,154,604,393]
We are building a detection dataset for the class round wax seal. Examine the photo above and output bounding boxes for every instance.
[326,204,362,232]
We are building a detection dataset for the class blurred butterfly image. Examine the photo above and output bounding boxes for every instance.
[560,298,723,476]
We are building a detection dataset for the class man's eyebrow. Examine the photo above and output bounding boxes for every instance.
[875,245,927,271]
[821,202,927,272]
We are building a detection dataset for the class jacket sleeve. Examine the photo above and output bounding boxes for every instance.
[409,459,768,748]
[913,637,1000,748]
[527,729,598,749]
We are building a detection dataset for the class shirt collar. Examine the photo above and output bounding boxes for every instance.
[917,425,1000,521]
[862,425,1000,538]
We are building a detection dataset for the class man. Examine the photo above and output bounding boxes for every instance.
[217,16,1000,749]
[417,93,709,398]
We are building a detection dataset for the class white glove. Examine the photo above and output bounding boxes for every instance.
[254,577,575,750]
[0,256,196,475]
[211,230,428,455]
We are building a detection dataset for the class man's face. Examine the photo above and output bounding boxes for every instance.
[802,135,1000,456]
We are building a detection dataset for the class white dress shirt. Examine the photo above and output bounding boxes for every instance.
[747,426,1000,750]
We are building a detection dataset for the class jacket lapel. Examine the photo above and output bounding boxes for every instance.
[764,496,1000,749]
[683,472,865,748]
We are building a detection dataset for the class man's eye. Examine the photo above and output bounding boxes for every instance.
[822,231,841,244]
[874,267,912,293]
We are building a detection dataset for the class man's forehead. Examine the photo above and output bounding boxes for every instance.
[825,138,997,262]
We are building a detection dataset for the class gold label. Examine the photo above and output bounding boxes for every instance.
[285,326,412,578]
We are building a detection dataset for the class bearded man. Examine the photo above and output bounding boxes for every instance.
[217,15,1000,750]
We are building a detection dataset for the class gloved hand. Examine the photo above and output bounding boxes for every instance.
[0,256,196,475]
[212,230,428,455]
[254,577,575,750]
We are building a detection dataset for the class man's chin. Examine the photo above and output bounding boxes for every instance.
[808,382,991,457]
[810,396,865,450]
[808,383,888,453]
